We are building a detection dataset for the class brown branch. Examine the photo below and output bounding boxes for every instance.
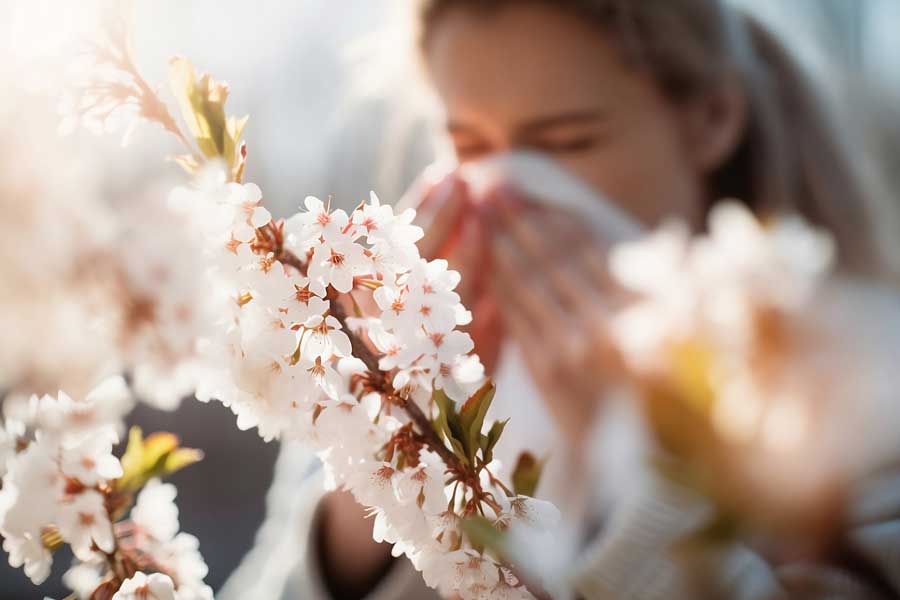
[322,285,462,469]
[278,247,308,277]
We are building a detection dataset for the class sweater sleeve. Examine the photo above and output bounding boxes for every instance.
[571,474,779,600]
[571,471,900,600]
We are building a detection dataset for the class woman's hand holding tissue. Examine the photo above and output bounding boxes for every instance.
[482,191,627,445]
[407,164,629,445]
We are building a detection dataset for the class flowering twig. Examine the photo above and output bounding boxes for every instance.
[281,248,553,600]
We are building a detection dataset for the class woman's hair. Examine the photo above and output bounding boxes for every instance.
[418,0,900,279]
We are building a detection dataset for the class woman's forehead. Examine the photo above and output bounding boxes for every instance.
[424,3,651,128]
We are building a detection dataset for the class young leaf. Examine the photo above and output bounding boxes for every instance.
[117,426,203,493]
[432,388,469,465]
[161,447,204,476]
[480,418,508,465]
[459,381,495,463]
[511,452,545,498]
[168,57,248,179]
[461,515,507,559]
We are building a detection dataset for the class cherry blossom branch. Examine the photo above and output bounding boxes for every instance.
[304,254,462,471]
[275,246,468,479]
[279,248,552,600]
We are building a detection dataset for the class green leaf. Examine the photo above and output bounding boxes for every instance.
[480,418,508,464]
[461,515,506,558]
[117,426,203,493]
[459,382,495,463]
[161,447,204,475]
[511,452,545,498]
[168,57,248,179]
[432,388,469,465]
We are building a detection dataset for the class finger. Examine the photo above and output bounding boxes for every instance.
[490,200,602,314]
[504,307,599,436]
[494,250,618,384]
[415,176,471,260]
[491,213,624,381]
[501,300,557,385]
[541,209,618,302]
[490,233,570,338]
[396,162,455,211]
[467,291,503,374]
[449,214,488,303]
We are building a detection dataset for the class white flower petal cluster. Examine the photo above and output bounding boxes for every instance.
[0,418,26,479]
[1,87,215,413]
[610,201,835,373]
[0,377,129,584]
[168,179,545,598]
[58,53,146,146]
[125,479,213,600]
[56,7,155,147]
[609,202,846,457]
[112,572,177,600]
[63,479,213,600]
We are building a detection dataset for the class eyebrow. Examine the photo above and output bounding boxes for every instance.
[447,109,607,136]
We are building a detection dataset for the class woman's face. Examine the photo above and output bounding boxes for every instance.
[424,4,709,227]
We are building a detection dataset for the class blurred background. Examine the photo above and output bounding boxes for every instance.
[1,0,898,597]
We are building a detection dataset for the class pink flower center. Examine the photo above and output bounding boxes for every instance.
[294,284,314,304]
[258,255,275,273]
[328,249,345,266]
[224,236,241,255]
[307,359,326,378]
[374,465,395,485]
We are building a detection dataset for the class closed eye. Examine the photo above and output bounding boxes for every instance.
[532,135,599,155]
[453,141,492,161]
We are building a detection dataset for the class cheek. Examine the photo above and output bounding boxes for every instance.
[559,117,706,228]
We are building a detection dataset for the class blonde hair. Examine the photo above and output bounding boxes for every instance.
[419,0,900,279]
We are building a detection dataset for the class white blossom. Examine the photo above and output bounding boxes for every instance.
[113,572,176,600]
[57,489,115,560]
[3,533,53,586]
[285,195,349,250]
[128,480,213,600]
[0,418,25,478]
[132,479,180,543]
[307,233,369,294]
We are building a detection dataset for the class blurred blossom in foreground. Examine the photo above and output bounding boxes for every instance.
[610,202,900,556]
[1,0,216,413]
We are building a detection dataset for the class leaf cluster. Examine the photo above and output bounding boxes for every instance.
[432,383,506,468]
[168,57,248,181]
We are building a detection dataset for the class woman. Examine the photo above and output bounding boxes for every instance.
[222,1,900,598]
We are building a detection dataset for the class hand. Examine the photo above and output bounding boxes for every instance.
[483,190,625,444]
[316,490,395,598]
[403,169,504,373]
